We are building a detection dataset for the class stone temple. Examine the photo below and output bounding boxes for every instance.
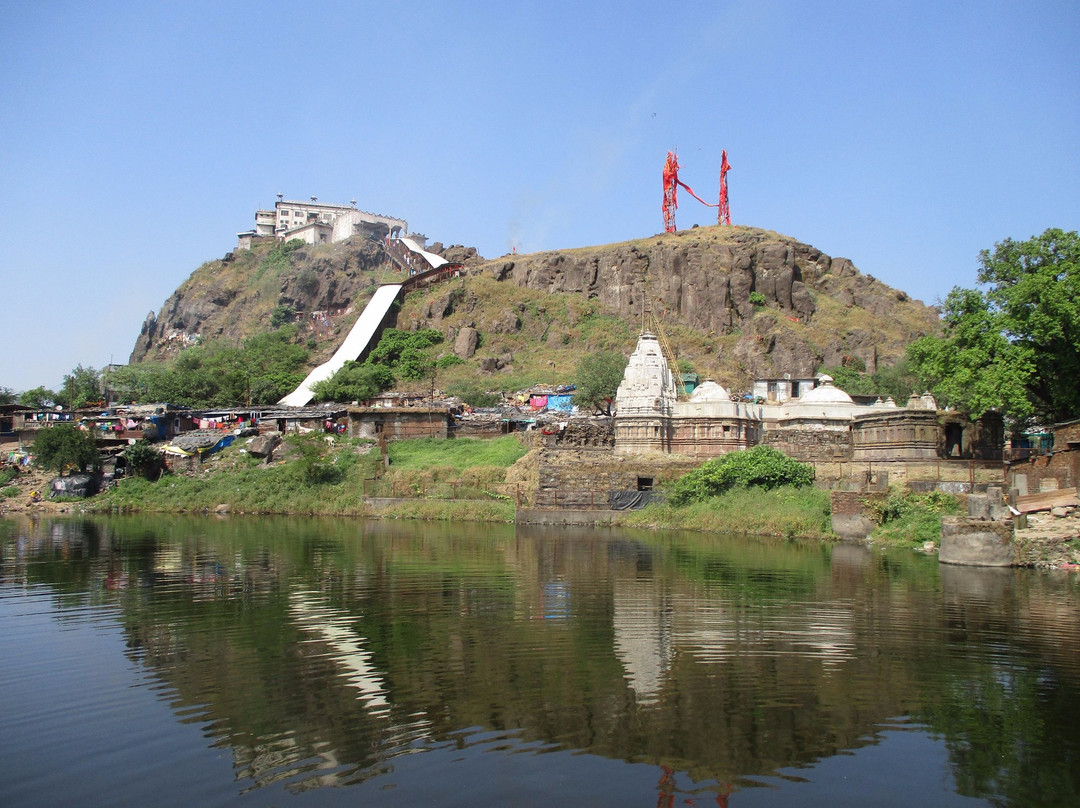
[613,333,1001,462]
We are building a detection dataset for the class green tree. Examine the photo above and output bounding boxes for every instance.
[0,387,16,405]
[820,357,919,401]
[908,287,1034,422]
[367,328,444,366]
[19,386,57,408]
[56,365,103,408]
[572,351,627,415]
[32,424,101,474]
[907,228,1079,424]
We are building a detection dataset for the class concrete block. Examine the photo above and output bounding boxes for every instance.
[939,517,1015,566]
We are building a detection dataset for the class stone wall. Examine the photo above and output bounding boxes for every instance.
[1007,449,1079,496]
[347,407,449,441]
[534,448,699,510]
[762,429,853,463]
[851,410,938,461]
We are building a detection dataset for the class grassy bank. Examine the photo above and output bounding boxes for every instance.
[91,434,527,520]
[613,485,834,539]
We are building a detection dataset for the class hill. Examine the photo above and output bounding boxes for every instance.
[130,225,939,394]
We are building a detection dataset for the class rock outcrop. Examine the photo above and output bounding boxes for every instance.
[130,225,939,390]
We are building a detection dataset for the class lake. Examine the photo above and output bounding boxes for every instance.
[1,514,1078,807]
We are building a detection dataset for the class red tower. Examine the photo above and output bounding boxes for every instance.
[662,150,728,231]
[662,151,680,233]
[718,149,731,226]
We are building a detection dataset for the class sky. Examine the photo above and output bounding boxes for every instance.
[1,0,1077,393]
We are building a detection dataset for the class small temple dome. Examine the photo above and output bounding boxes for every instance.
[688,380,731,402]
[799,378,855,406]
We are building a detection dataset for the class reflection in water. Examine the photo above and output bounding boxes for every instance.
[1,515,1079,807]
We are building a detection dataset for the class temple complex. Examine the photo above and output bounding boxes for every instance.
[613,332,1002,462]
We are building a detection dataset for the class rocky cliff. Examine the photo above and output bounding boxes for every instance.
[131,225,939,390]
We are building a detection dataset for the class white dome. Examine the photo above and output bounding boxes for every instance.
[688,380,731,402]
[800,380,855,405]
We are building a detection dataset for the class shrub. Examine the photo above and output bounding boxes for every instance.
[285,433,350,485]
[270,304,297,328]
[0,467,17,486]
[436,354,466,369]
[749,291,767,307]
[667,446,814,506]
[1,485,19,498]
[447,383,500,408]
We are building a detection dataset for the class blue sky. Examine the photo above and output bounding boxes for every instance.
[2,0,1077,393]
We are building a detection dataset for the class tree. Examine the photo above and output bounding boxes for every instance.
[32,424,101,474]
[572,351,628,415]
[19,386,57,408]
[908,228,1078,425]
[0,387,16,405]
[56,365,103,409]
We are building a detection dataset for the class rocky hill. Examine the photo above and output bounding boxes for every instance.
[131,225,939,392]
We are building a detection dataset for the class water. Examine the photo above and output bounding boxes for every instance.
[1,515,1078,807]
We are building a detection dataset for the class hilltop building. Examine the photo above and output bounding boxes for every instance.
[613,333,1002,462]
[236,195,409,251]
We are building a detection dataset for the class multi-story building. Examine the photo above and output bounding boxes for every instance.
[236,195,408,250]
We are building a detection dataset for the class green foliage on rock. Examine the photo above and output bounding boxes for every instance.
[270,304,297,328]
[367,329,444,365]
[32,424,101,474]
[572,350,627,415]
[749,291,767,307]
[310,361,395,403]
[667,446,815,506]
[908,228,1080,425]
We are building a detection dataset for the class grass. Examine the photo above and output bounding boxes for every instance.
[614,485,833,539]
[387,435,527,469]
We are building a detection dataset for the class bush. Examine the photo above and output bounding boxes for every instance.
[436,354,465,369]
[749,291,767,307]
[0,467,18,486]
[123,440,163,480]
[1,485,19,499]
[667,446,814,506]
